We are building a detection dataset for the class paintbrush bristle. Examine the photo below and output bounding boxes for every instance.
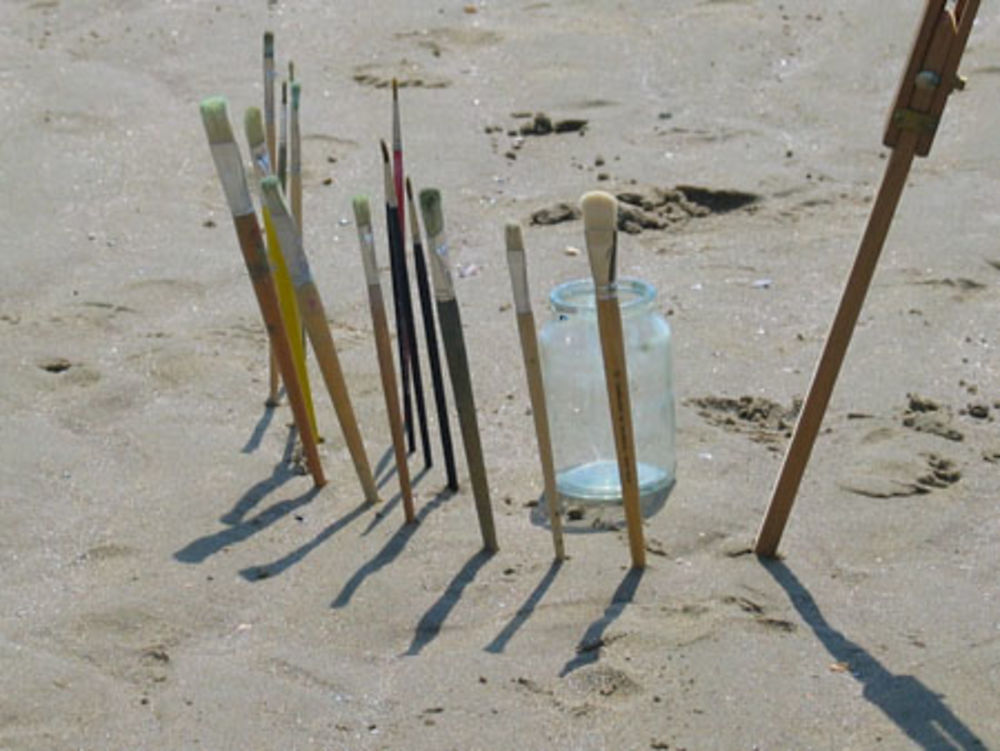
[379,139,390,163]
[419,189,443,238]
[200,97,235,145]
[392,78,398,99]
[244,107,265,150]
[505,222,530,311]
[264,31,274,58]
[352,195,372,228]
[291,81,301,109]
[405,176,414,201]
[581,190,617,231]
[581,190,618,287]
[505,222,524,255]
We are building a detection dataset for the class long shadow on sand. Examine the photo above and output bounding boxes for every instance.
[241,401,277,454]
[485,560,563,654]
[405,549,495,656]
[238,499,372,581]
[331,486,455,609]
[174,427,319,564]
[560,567,643,676]
[361,466,431,538]
[223,426,299,526]
[762,558,987,750]
[174,485,320,564]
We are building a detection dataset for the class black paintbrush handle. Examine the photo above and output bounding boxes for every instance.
[390,205,432,468]
[413,239,458,490]
[385,203,415,452]
[436,298,498,552]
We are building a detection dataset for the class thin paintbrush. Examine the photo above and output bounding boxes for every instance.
[278,80,288,190]
[198,96,324,487]
[390,83,433,468]
[379,141,413,452]
[263,31,279,405]
[406,177,458,491]
[353,195,416,523]
[260,175,381,505]
[263,33,276,169]
[290,80,302,233]
[582,190,645,569]
[505,222,565,561]
[382,140,431,467]
[245,106,319,441]
[391,79,405,241]
[419,188,498,552]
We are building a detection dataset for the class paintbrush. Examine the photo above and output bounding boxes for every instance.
[244,106,319,441]
[260,175,381,505]
[406,177,458,491]
[263,32,280,406]
[278,80,288,190]
[263,32,277,176]
[391,79,405,241]
[198,96,324,487]
[353,195,416,523]
[379,142,414,453]
[290,80,302,233]
[505,222,565,561]
[381,140,431,467]
[581,190,645,569]
[419,188,498,552]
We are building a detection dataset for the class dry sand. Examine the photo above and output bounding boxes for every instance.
[2,1,999,749]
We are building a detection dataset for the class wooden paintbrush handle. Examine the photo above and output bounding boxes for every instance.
[299,281,380,505]
[516,311,565,560]
[437,298,498,552]
[368,284,415,523]
[233,214,325,487]
[595,296,645,569]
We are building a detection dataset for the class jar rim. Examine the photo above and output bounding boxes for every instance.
[549,277,656,314]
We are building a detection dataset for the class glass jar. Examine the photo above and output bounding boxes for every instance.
[538,278,675,523]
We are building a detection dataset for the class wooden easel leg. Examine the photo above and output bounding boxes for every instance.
[754,138,917,557]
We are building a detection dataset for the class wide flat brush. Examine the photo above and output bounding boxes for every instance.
[353,195,416,523]
[406,177,458,491]
[260,175,380,505]
[505,223,565,561]
[244,106,318,440]
[419,188,498,552]
[582,190,645,569]
[198,96,324,487]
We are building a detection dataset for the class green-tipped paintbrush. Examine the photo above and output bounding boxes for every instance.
[419,188,498,552]
[198,96,324,487]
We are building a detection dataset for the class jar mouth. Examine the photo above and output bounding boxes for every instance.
[549,278,656,314]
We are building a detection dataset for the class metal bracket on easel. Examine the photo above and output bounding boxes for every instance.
[883,0,978,157]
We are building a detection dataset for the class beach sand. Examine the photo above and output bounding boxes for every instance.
[2,1,999,748]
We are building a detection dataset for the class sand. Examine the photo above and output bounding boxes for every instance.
[2,1,999,749]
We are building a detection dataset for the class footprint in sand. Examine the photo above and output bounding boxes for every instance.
[686,394,801,444]
[530,185,760,234]
[837,426,961,498]
[901,393,964,442]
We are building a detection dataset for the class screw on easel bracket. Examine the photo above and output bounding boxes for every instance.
[882,0,979,157]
